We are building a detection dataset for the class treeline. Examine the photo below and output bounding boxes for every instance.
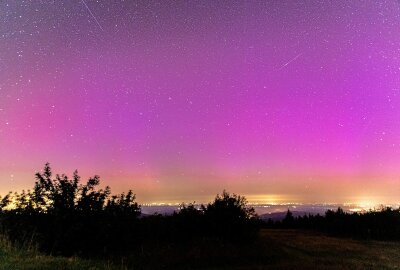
[1,164,400,261]
[266,207,400,240]
[0,164,259,258]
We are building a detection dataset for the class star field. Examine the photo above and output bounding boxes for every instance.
[1,1,400,204]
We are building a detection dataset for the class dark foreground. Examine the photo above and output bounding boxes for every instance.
[1,229,400,270]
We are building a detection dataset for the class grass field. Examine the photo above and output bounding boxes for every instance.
[258,230,400,270]
[1,229,400,269]
[0,234,115,270]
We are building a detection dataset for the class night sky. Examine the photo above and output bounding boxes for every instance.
[1,1,400,205]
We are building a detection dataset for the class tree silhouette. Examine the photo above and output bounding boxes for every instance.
[0,193,11,212]
[0,164,261,257]
[204,190,256,220]
[202,190,258,240]
[105,190,140,216]
[282,209,294,228]
[0,164,144,256]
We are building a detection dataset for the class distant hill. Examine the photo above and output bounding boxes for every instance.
[259,211,322,221]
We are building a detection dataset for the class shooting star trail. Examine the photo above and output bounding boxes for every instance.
[81,0,104,31]
[277,53,303,70]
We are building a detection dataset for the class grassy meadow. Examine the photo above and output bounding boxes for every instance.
[1,229,400,270]
[0,234,115,270]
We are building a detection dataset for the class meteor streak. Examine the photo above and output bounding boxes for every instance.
[277,53,303,70]
[81,0,104,31]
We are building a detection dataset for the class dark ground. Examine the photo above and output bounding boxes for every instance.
[1,229,400,270]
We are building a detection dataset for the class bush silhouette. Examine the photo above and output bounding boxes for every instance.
[0,164,142,256]
[202,190,258,240]
[0,164,259,257]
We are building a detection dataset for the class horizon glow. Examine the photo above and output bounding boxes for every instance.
[1,1,400,204]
